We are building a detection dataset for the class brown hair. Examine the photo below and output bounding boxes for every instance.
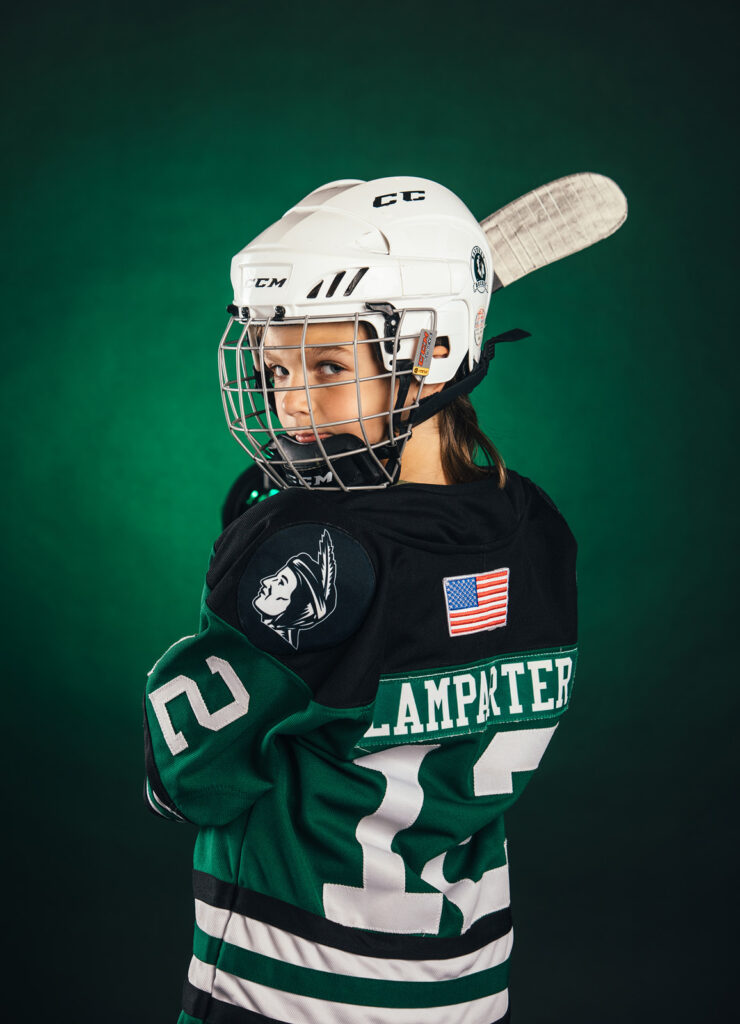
[437,394,507,488]
[362,326,506,487]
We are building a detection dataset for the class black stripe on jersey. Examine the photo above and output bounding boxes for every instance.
[193,869,512,961]
[143,697,190,823]
[182,982,512,1024]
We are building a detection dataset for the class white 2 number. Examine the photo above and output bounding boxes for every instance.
[148,657,250,755]
[323,726,557,934]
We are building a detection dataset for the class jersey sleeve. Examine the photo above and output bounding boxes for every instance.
[143,585,315,828]
[143,494,378,827]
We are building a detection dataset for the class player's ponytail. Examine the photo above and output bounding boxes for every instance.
[438,395,506,488]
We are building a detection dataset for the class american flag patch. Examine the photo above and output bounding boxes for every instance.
[442,568,510,637]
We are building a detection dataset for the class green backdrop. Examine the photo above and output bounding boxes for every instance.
[3,1,736,1020]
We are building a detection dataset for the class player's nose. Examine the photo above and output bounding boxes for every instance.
[279,378,311,418]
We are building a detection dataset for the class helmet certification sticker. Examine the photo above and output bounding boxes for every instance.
[474,308,486,353]
[238,524,375,653]
[471,246,488,293]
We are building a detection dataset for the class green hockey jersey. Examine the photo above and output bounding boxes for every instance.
[144,471,578,1024]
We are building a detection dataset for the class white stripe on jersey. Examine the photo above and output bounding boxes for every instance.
[195,898,513,983]
[145,785,167,818]
[188,955,509,1024]
[146,780,185,821]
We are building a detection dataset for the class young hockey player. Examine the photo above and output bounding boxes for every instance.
[144,175,622,1023]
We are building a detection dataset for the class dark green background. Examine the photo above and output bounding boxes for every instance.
[3,1,736,1020]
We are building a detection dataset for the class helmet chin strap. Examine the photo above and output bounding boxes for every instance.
[404,328,530,428]
[267,433,403,490]
[367,300,530,431]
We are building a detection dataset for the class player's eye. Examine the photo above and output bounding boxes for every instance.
[264,363,289,381]
[318,361,349,377]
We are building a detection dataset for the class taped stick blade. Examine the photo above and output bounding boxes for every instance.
[480,173,627,290]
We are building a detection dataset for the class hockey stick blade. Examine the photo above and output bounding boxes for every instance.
[480,172,627,291]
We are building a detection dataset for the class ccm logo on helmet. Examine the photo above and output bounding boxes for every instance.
[244,276,287,288]
[373,190,426,208]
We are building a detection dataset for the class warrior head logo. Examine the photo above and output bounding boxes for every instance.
[252,530,338,649]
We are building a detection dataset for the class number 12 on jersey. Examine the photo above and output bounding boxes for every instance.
[323,726,557,935]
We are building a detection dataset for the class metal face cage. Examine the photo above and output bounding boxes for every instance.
[218,307,437,492]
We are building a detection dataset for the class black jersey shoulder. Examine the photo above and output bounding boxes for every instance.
[206,488,383,705]
[331,470,577,678]
[208,487,376,610]
[205,472,576,708]
[511,470,577,546]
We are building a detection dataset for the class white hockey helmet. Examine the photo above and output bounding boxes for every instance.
[219,176,498,491]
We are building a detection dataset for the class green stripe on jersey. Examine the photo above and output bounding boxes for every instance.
[194,924,509,1009]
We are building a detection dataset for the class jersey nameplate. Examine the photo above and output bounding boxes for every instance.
[360,645,577,748]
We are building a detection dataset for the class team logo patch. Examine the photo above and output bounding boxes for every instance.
[470,246,488,293]
[252,530,337,649]
[238,524,375,653]
[442,568,509,637]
